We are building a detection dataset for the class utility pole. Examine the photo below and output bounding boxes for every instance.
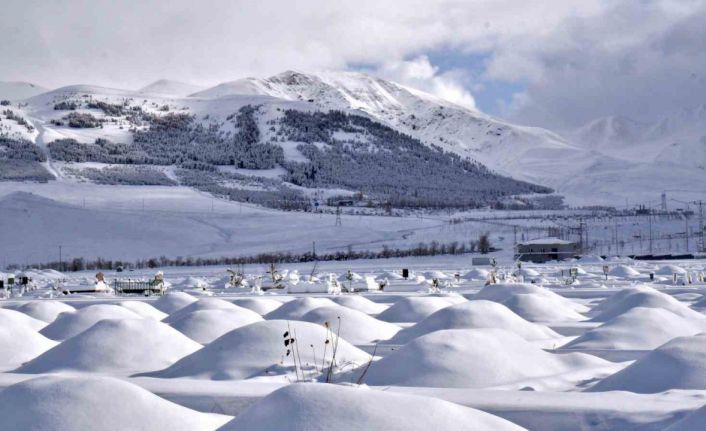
[59,245,62,272]
[648,212,653,254]
[312,241,316,259]
[685,216,690,253]
[698,200,704,252]
[335,206,342,226]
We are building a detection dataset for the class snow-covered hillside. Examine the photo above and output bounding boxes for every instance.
[0,81,48,101]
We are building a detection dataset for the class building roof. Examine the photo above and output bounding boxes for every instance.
[518,237,575,246]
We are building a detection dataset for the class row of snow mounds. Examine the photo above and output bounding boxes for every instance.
[473,283,588,322]
[233,297,284,315]
[142,320,370,380]
[0,376,230,431]
[562,307,706,351]
[389,301,560,345]
[376,295,465,323]
[330,295,388,315]
[343,329,609,388]
[589,334,706,394]
[220,383,527,431]
[264,297,338,320]
[15,300,76,323]
[40,304,142,340]
[300,306,401,345]
[17,318,203,375]
[590,285,706,322]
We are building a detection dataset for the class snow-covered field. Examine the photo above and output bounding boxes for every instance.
[2,256,706,430]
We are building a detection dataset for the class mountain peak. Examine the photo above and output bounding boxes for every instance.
[138,79,206,97]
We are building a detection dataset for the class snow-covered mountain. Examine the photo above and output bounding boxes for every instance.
[192,71,589,188]
[1,70,704,206]
[0,81,49,100]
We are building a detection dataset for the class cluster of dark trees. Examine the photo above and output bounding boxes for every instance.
[0,136,46,161]
[17,240,485,272]
[278,109,552,209]
[70,165,176,186]
[48,138,154,164]
[0,136,52,182]
[130,107,283,168]
[2,109,33,131]
[65,112,102,128]
[176,168,310,210]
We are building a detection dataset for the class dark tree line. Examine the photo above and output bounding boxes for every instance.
[14,240,486,272]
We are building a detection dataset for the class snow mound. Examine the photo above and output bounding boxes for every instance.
[301,306,400,344]
[390,300,559,344]
[219,383,526,431]
[608,265,641,277]
[519,268,541,277]
[174,276,210,290]
[579,255,605,263]
[152,291,198,314]
[119,301,168,320]
[0,375,229,431]
[162,298,245,324]
[0,308,49,331]
[655,264,688,275]
[590,334,706,393]
[0,324,57,369]
[232,298,283,315]
[16,301,75,323]
[143,320,368,380]
[474,283,589,313]
[351,329,606,388]
[169,308,263,344]
[330,295,388,315]
[462,268,489,280]
[564,307,705,350]
[39,304,142,340]
[591,288,705,322]
[18,318,202,375]
[264,297,338,320]
[377,297,453,323]
[499,294,587,322]
[665,404,706,431]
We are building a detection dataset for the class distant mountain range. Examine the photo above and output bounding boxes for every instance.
[1,71,704,206]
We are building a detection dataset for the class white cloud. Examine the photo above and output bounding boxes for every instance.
[0,0,703,129]
[375,56,477,110]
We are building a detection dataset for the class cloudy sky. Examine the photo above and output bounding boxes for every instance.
[1,0,704,129]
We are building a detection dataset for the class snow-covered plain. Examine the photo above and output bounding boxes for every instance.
[2,256,706,430]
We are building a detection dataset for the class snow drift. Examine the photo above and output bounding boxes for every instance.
[18,318,202,375]
[151,291,198,314]
[0,375,229,430]
[218,383,527,431]
[350,328,607,388]
[16,300,75,323]
[389,300,559,345]
[143,320,369,380]
[263,297,338,320]
[589,334,706,393]
[40,304,142,340]
[301,306,400,344]
[377,297,455,323]
[168,308,263,344]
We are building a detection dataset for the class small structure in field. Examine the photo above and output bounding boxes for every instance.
[516,237,578,263]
